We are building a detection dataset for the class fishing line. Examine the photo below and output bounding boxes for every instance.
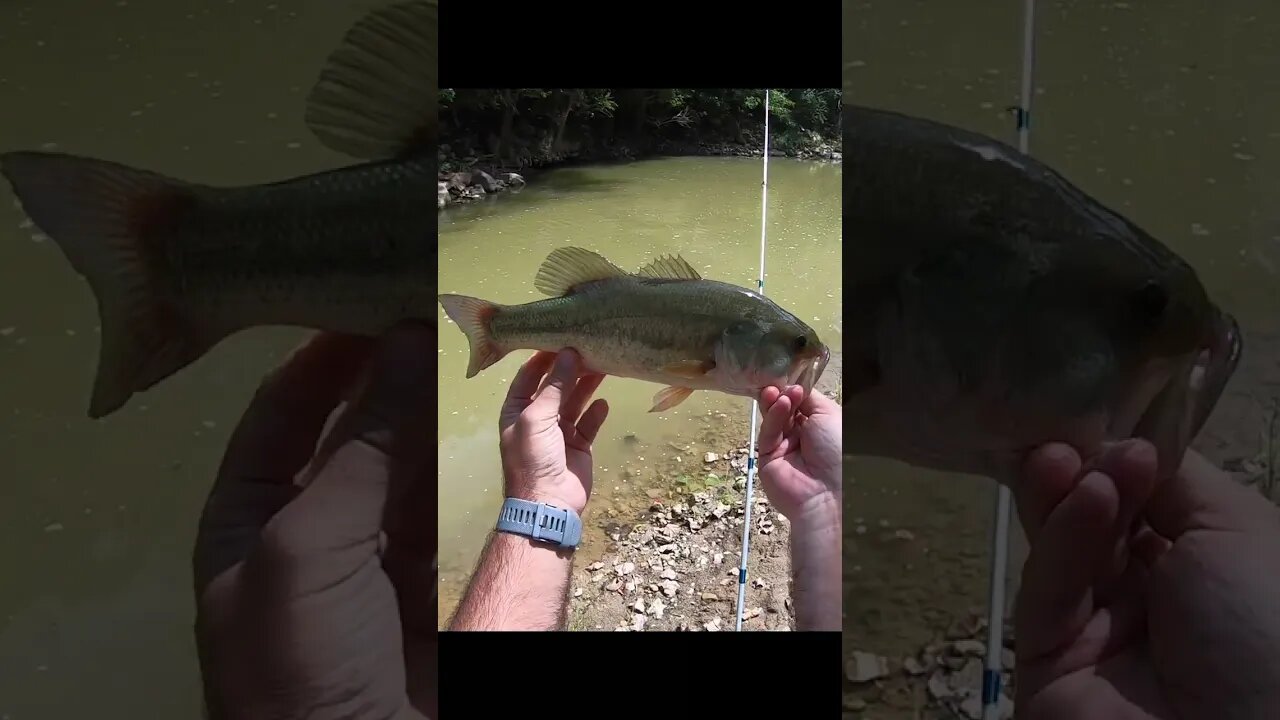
[983,0,1037,716]
[735,88,770,631]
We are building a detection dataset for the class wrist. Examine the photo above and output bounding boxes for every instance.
[790,492,841,534]
[509,486,586,516]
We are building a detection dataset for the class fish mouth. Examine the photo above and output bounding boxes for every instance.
[792,344,831,400]
[1130,309,1242,476]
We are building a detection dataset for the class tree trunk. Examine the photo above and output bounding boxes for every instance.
[497,89,515,165]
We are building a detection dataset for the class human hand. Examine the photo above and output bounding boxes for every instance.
[498,349,609,516]
[757,385,842,522]
[1014,440,1280,720]
[192,325,436,720]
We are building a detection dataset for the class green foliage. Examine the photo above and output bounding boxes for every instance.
[440,88,841,168]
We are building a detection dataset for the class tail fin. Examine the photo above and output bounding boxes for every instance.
[1,151,219,418]
[437,294,506,378]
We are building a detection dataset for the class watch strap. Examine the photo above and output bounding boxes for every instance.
[496,497,581,549]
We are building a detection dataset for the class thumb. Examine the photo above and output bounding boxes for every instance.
[266,323,434,565]
[529,349,579,418]
[1145,448,1280,540]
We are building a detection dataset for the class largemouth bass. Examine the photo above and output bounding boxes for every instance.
[438,247,831,412]
[0,0,437,419]
[843,103,1242,485]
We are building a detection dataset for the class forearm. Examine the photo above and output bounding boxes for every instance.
[788,493,842,631]
[448,531,574,630]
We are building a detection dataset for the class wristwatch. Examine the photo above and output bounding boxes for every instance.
[495,497,582,549]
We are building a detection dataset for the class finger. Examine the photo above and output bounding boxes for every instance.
[758,392,794,456]
[1015,443,1082,541]
[760,385,783,408]
[575,398,610,445]
[193,332,373,594]
[505,351,557,407]
[1090,441,1159,590]
[529,349,579,416]
[1145,447,1280,539]
[1016,469,1120,662]
[797,385,840,416]
[219,332,373,481]
[263,323,434,574]
[561,372,605,428]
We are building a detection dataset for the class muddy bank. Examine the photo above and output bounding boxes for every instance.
[566,354,843,632]
[438,138,842,211]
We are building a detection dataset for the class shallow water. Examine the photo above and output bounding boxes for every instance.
[843,0,1280,707]
[436,156,843,623]
[0,1,395,716]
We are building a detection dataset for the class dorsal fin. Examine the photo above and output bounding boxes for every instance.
[534,247,628,296]
[635,253,702,281]
[303,0,437,160]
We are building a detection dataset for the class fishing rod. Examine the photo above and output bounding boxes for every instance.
[983,0,1037,716]
[735,88,771,631]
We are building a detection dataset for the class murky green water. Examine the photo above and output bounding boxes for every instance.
[0,2,394,717]
[843,0,1280,710]
[436,157,842,622]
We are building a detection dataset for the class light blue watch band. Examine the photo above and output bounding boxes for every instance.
[495,497,582,549]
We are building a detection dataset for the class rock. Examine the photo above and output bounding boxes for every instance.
[950,658,984,694]
[700,592,719,602]
[660,568,678,580]
[845,651,889,684]
[573,587,583,598]
[893,529,915,541]
[587,561,604,571]
[713,552,724,564]
[633,599,645,614]
[959,695,982,719]
[647,598,666,618]
[842,694,867,711]
[615,562,635,576]
[759,518,774,534]
[711,502,730,519]
[498,171,525,187]
[704,617,722,632]
[631,614,647,631]
[471,169,499,193]
[437,181,449,208]
[688,518,702,531]
[752,578,767,589]
[661,580,679,597]
[741,607,762,621]
[902,655,930,676]
[604,580,622,592]
[704,452,718,463]
[951,639,986,657]
[927,670,953,700]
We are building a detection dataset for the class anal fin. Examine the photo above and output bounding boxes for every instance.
[650,386,694,412]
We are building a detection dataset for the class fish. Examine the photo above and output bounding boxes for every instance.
[0,0,437,419]
[842,103,1242,486]
[437,246,831,412]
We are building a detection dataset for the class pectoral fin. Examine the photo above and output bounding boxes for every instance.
[650,386,694,412]
[662,359,715,379]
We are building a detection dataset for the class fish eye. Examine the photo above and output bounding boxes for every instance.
[1133,280,1168,320]
[793,336,808,351]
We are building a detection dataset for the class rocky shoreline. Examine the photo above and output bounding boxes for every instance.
[568,441,797,632]
[845,608,1017,719]
[438,138,842,211]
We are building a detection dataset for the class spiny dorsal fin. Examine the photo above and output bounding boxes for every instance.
[303,0,437,160]
[534,247,629,296]
[635,253,702,281]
